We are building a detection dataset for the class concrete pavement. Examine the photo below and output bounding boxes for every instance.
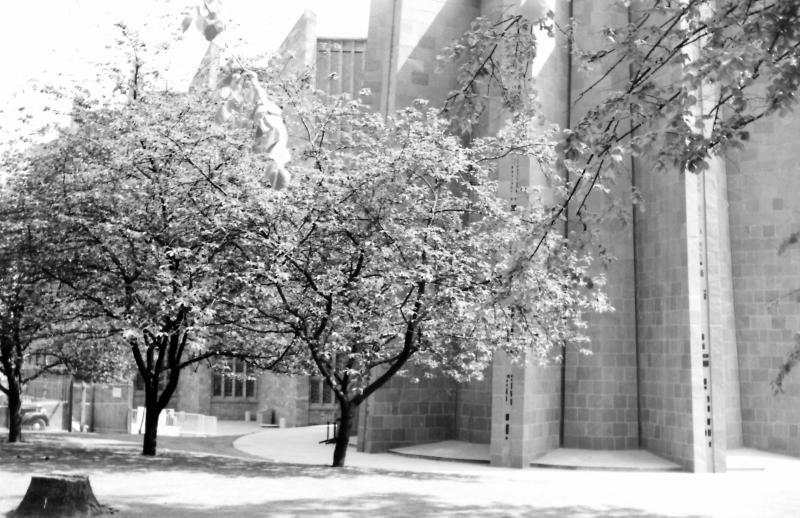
[232,425,800,517]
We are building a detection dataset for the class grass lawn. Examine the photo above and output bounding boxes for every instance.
[2,432,800,517]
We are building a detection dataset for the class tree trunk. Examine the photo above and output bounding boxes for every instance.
[138,359,181,456]
[7,375,22,443]
[141,393,160,456]
[13,474,108,517]
[332,400,353,467]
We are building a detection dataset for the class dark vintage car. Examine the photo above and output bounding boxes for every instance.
[20,405,49,431]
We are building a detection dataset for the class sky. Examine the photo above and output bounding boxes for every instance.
[0,0,371,145]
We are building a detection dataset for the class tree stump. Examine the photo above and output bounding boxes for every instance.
[11,474,111,517]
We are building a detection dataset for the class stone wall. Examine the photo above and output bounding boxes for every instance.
[209,399,258,421]
[277,9,318,73]
[562,0,639,451]
[358,369,457,453]
[634,157,697,467]
[258,372,310,427]
[727,112,800,457]
[490,352,561,467]
[633,158,736,471]
[362,0,398,114]
[176,366,213,416]
[394,0,480,109]
[523,363,563,459]
[363,0,480,115]
[455,368,492,443]
[133,367,212,415]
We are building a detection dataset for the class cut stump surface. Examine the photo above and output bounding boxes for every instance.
[11,474,112,517]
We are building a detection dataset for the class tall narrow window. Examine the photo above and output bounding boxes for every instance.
[309,377,336,405]
[309,377,321,403]
[322,382,333,404]
[212,359,256,399]
[308,355,345,404]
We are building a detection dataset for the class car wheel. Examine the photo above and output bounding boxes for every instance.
[29,418,46,431]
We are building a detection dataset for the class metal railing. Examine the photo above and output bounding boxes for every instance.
[129,407,217,437]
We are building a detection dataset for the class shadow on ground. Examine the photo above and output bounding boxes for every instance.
[87,432,263,459]
[116,494,709,518]
[0,438,475,482]
[0,438,721,518]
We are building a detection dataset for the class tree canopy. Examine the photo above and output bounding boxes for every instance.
[4,90,288,454]
[5,0,800,462]
[233,76,609,465]
[0,176,128,442]
[443,0,800,241]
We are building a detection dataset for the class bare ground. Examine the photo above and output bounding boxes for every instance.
[1,433,800,517]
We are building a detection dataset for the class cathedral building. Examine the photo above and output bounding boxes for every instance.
[165,0,800,473]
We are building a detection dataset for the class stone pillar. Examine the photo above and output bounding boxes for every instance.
[490,351,528,467]
[276,10,318,74]
[635,96,738,474]
[455,368,493,443]
[685,163,716,472]
[490,351,561,467]
[705,156,743,453]
[675,43,739,472]
[484,0,570,467]
[677,145,739,472]
[363,0,482,115]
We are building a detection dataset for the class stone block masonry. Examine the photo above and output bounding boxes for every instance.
[727,112,800,458]
[258,372,309,427]
[358,368,458,453]
[363,0,480,116]
[350,0,800,471]
[563,0,639,452]
[634,156,697,468]
[490,352,561,467]
[456,368,492,444]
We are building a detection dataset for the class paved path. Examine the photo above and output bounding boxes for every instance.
[234,426,800,517]
[234,425,492,473]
